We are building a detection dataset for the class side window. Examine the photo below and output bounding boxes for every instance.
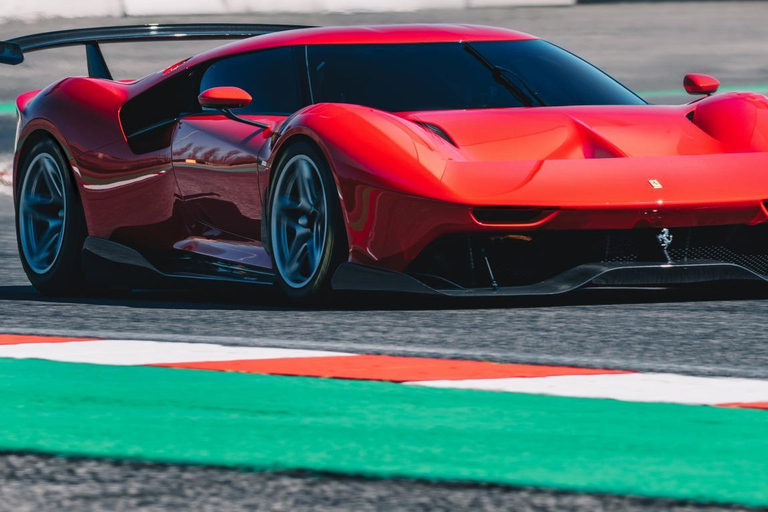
[199,47,304,116]
[121,71,197,154]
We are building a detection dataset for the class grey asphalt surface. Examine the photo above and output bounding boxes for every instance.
[1,3,768,511]
[1,453,760,512]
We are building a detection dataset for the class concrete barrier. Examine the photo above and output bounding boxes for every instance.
[1,0,575,21]
[122,0,574,15]
[0,0,123,21]
[123,0,576,15]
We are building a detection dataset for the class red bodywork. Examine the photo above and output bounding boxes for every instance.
[12,24,768,290]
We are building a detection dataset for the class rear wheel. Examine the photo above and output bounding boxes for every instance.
[268,142,347,303]
[16,138,89,295]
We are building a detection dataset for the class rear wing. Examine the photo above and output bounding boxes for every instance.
[0,23,312,80]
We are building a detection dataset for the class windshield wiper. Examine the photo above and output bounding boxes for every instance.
[463,42,544,107]
[492,65,545,106]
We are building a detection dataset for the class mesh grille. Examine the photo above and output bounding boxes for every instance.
[407,224,768,289]
[669,246,768,276]
[602,226,768,277]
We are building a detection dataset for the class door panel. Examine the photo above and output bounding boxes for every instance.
[170,45,309,268]
[171,115,280,242]
[173,44,308,242]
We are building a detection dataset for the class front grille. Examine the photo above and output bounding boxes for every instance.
[406,224,768,289]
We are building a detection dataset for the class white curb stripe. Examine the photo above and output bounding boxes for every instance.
[409,373,768,406]
[0,340,353,366]
[1,336,767,409]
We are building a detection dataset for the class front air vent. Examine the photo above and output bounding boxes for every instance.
[414,121,457,146]
[472,207,554,225]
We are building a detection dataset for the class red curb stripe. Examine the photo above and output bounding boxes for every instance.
[718,402,768,410]
[0,334,97,345]
[154,355,632,382]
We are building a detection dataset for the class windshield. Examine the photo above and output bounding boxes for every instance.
[306,40,645,112]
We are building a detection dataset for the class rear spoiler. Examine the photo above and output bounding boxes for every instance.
[0,23,312,80]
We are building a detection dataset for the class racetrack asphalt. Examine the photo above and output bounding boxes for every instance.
[2,453,760,512]
[1,3,768,510]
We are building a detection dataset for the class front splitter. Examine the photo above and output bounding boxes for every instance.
[331,260,766,297]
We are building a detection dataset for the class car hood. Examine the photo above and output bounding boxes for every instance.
[401,93,768,161]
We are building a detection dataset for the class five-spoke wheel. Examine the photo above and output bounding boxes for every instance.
[15,138,88,294]
[18,152,67,274]
[269,142,346,302]
[271,154,328,289]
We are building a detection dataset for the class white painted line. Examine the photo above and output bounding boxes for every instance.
[0,340,353,366]
[1,335,766,409]
[408,373,768,406]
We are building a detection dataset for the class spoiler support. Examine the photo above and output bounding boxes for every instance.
[0,23,312,79]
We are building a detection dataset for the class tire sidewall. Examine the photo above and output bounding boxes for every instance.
[267,141,347,302]
[15,139,87,294]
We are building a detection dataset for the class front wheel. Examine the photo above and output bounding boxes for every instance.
[268,142,347,303]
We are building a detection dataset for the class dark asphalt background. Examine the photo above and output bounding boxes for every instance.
[0,3,767,510]
[0,453,759,512]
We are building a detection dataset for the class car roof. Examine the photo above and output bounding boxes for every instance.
[187,24,537,67]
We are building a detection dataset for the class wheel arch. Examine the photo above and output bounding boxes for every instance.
[14,129,76,201]
[264,103,452,271]
[266,133,340,205]
[264,133,351,256]
[14,131,91,294]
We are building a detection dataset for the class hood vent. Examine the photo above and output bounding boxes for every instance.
[571,118,627,159]
[414,121,457,147]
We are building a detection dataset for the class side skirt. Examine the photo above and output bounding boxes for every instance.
[82,237,275,290]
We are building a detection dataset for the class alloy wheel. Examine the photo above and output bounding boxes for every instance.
[270,154,329,289]
[18,152,67,274]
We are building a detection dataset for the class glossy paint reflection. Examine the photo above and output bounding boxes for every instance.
[172,115,281,243]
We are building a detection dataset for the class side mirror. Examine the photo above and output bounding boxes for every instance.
[684,74,719,96]
[197,86,269,130]
[198,86,252,109]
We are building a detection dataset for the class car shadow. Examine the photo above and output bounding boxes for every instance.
[0,281,765,312]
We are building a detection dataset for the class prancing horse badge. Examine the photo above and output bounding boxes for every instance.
[657,228,673,263]
[649,179,663,189]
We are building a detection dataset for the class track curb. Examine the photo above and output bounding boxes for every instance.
[1,333,766,410]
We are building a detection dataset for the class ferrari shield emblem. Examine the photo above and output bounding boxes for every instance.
[648,179,663,189]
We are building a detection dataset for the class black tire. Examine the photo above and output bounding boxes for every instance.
[267,141,348,303]
[15,138,89,295]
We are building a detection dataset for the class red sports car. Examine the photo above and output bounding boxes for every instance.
[2,23,768,302]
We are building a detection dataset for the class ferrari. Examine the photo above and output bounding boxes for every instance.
[2,23,768,302]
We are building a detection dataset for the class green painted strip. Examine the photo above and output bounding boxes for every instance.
[0,359,766,506]
[0,102,15,117]
[639,84,768,99]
